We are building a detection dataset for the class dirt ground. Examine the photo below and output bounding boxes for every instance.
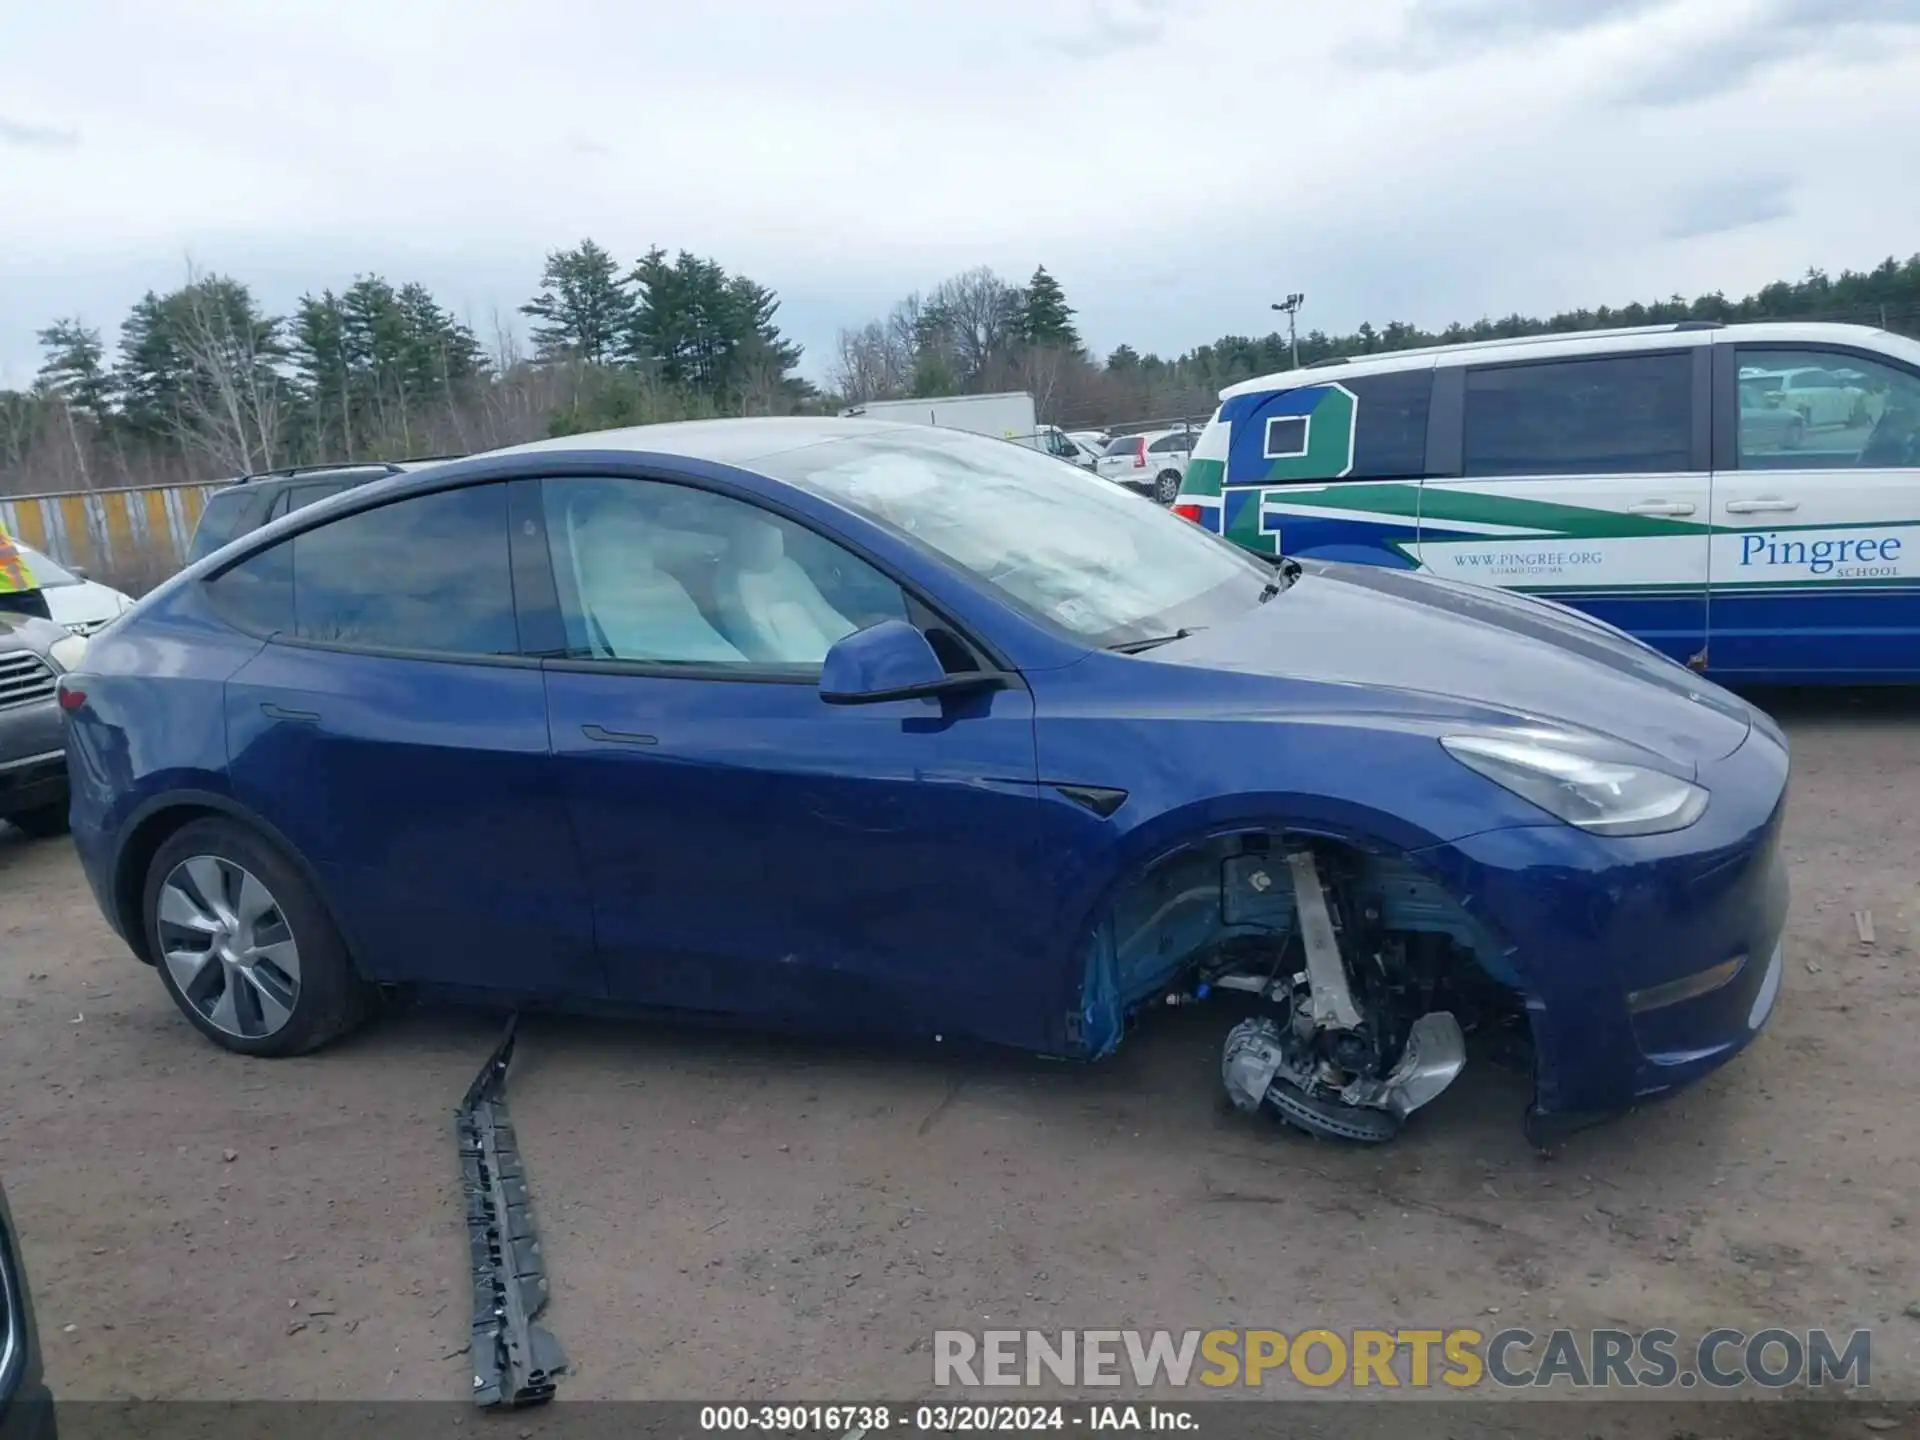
[2,689,1917,1426]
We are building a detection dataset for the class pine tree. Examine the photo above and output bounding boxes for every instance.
[1021,266,1079,349]
[34,319,116,424]
[521,240,635,365]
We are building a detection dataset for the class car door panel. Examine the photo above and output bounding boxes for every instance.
[543,670,1051,1046]
[527,472,1055,1050]
[226,646,597,993]
[1708,342,1920,677]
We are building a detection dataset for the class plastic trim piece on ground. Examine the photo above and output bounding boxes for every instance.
[457,1014,566,1408]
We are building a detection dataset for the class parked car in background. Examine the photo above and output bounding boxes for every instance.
[0,1176,53,1439]
[1,610,80,838]
[186,459,460,564]
[1009,426,1100,469]
[1052,430,1105,470]
[1738,380,1806,452]
[65,418,1787,1148]
[1097,429,1200,503]
[7,543,133,637]
[1066,429,1110,454]
[1739,366,1867,428]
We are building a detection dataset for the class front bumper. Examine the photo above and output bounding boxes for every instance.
[1414,719,1791,1138]
[0,700,67,820]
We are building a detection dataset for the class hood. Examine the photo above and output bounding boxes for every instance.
[0,609,66,655]
[1157,561,1753,766]
[40,578,133,633]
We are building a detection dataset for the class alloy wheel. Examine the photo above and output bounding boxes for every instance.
[156,854,302,1039]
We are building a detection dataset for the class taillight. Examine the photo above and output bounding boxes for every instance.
[58,681,86,711]
[1172,504,1202,524]
[1133,438,1147,468]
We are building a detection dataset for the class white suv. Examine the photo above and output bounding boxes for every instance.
[1096,429,1199,503]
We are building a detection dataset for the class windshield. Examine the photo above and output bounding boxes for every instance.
[761,427,1274,646]
[12,542,79,586]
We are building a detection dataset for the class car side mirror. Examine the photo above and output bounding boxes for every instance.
[820,620,1004,705]
[68,565,88,580]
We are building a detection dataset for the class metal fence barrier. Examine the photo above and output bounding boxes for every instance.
[0,480,221,584]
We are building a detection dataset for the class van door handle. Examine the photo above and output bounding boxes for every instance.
[581,723,658,747]
[1723,498,1801,514]
[1627,500,1696,516]
[260,703,319,724]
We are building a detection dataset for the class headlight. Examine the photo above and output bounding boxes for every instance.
[47,633,88,672]
[1441,734,1709,836]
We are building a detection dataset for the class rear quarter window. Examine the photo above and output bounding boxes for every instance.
[1347,370,1432,479]
[187,490,254,561]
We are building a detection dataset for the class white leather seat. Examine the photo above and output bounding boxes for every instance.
[567,499,745,664]
[711,515,858,664]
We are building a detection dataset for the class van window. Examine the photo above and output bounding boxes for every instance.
[1735,348,1920,469]
[1463,353,1692,477]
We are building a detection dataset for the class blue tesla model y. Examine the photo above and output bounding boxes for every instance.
[60,420,1788,1144]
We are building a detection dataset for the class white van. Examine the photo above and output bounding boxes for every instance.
[1172,321,1920,683]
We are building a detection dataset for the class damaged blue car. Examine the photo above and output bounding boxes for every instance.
[61,419,1788,1145]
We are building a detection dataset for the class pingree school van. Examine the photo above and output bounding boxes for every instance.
[1172,321,1920,683]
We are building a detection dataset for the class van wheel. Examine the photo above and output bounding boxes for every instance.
[143,817,373,1056]
[1154,471,1183,505]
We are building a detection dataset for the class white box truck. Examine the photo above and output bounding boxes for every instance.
[839,391,1094,468]
[841,390,1037,438]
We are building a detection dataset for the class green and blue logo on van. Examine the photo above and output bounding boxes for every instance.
[1179,384,1361,555]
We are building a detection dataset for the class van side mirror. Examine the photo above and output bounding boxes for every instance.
[820,621,1005,705]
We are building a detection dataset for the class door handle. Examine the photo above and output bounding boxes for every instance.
[260,703,319,724]
[1627,500,1696,516]
[1724,499,1801,514]
[581,723,658,747]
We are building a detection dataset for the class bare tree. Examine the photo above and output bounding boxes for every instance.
[924,268,1023,385]
[169,267,285,474]
[830,323,892,405]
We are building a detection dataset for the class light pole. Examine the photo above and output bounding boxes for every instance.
[1271,293,1305,369]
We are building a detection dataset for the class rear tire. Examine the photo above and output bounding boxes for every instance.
[7,802,69,839]
[1154,470,1183,505]
[143,817,373,1056]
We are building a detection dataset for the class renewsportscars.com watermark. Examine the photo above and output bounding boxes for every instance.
[933,1327,1872,1391]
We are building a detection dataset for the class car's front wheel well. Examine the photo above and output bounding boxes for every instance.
[1076,826,1530,1138]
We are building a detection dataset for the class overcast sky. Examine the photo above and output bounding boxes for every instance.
[3,0,1919,386]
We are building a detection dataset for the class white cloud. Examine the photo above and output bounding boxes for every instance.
[2,0,1919,386]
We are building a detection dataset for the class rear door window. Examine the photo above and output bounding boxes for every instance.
[1103,437,1142,456]
[1463,352,1693,477]
[292,485,519,654]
